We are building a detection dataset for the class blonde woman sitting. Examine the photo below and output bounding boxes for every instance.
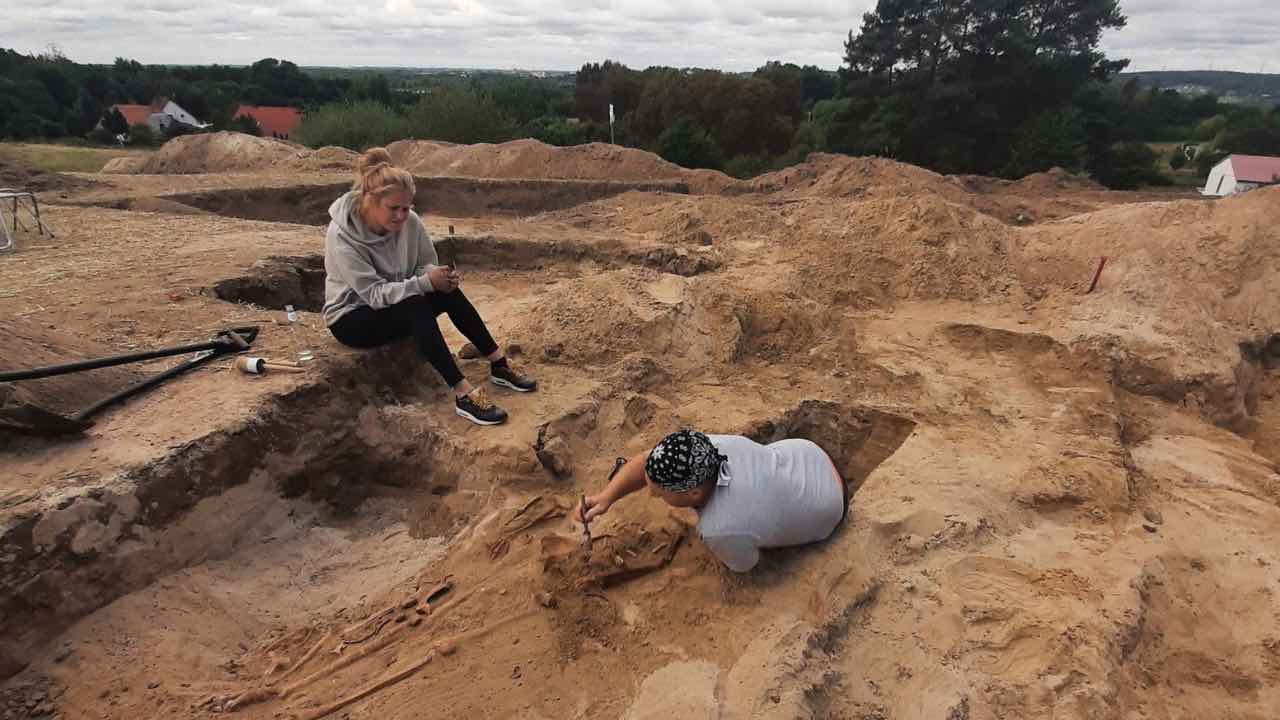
[323,148,536,425]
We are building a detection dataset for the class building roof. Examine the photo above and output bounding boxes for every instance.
[1229,154,1280,184]
[111,104,154,127]
[233,105,303,137]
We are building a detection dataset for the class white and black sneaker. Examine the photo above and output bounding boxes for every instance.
[455,387,508,426]
[490,358,537,392]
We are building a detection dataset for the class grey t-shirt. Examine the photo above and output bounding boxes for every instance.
[697,435,845,572]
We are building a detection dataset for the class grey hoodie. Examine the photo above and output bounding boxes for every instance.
[322,191,441,326]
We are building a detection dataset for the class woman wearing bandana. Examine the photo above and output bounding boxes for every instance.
[578,430,846,572]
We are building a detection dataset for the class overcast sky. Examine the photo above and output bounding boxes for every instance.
[9,0,1278,73]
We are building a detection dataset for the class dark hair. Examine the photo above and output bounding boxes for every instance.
[644,430,725,493]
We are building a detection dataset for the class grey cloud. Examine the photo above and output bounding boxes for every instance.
[1102,0,1279,70]
[8,0,1278,73]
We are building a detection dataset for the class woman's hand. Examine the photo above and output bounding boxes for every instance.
[576,492,614,523]
[425,265,459,292]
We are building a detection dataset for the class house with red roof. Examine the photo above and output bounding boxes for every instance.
[232,106,303,139]
[104,97,208,136]
[1203,154,1280,197]
[110,103,154,128]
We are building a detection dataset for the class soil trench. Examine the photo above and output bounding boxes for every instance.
[150,177,690,225]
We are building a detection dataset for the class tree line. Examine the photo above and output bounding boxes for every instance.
[0,48,383,141]
[4,1,1280,189]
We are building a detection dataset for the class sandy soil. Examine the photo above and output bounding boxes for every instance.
[1,136,1278,720]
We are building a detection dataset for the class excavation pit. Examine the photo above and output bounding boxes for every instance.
[210,236,721,313]
[745,399,917,493]
[0,349,482,680]
[160,176,689,224]
[212,254,326,312]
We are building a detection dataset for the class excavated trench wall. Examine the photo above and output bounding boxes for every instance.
[0,345,479,680]
[211,237,721,313]
[162,177,689,224]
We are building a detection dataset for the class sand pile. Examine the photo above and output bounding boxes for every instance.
[1015,186,1280,427]
[102,132,357,174]
[739,154,1104,201]
[511,269,740,371]
[1011,166,1105,193]
[387,138,734,192]
[791,192,1021,306]
[549,187,1020,308]
[730,152,970,202]
[98,155,150,174]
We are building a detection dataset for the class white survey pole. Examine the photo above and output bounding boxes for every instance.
[608,103,615,144]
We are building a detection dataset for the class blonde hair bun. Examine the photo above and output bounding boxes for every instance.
[355,147,394,186]
[352,146,416,221]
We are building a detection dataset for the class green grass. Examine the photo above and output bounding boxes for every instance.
[0,142,152,173]
[1144,140,1205,188]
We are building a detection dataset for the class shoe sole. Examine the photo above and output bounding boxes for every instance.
[455,406,507,426]
[492,377,537,393]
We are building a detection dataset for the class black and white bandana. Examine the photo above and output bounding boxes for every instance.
[644,430,726,493]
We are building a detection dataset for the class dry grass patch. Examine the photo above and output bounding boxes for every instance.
[0,142,152,174]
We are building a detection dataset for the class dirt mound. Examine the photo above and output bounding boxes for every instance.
[737,154,1103,202]
[729,152,969,202]
[728,153,1161,226]
[1011,166,1105,193]
[1015,187,1280,427]
[387,138,734,192]
[99,155,149,174]
[510,270,741,371]
[553,188,1021,308]
[109,132,358,174]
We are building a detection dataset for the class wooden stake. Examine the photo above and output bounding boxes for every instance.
[1086,256,1108,294]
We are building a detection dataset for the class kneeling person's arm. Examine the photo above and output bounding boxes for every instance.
[579,450,650,522]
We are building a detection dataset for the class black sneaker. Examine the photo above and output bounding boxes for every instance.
[455,387,508,426]
[491,359,537,392]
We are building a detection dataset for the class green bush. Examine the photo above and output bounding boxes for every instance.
[723,153,770,179]
[1095,142,1171,189]
[292,101,405,149]
[229,114,261,136]
[127,122,156,146]
[1168,146,1187,170]
[524,116,596,146]
[1192,115,1229,142]
[655,117,723,170]
[86,125,118,145]
[402,86,515,144]
[1001,109,1086,178]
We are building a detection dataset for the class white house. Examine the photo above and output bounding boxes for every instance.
[104,97,210,136]
[155,98,207,129]
[1202,154,1280,197]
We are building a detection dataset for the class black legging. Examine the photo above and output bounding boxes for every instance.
[329,291,498,387]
